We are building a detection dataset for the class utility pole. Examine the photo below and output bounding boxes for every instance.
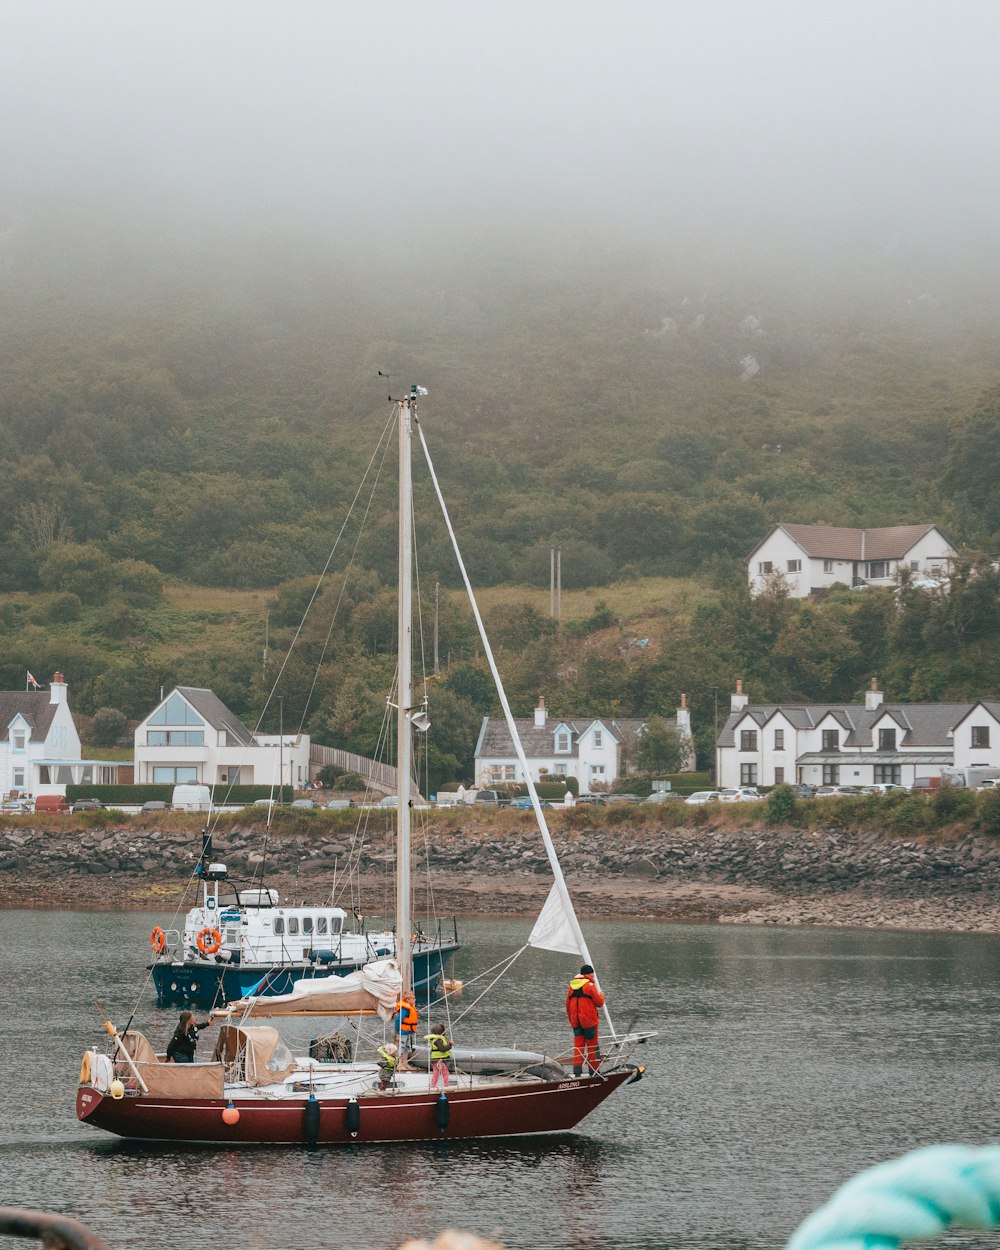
[550,546,556,618]
[556,545,562,634]
[434,581,440,676]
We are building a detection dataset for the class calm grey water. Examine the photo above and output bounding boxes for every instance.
[2,910,1000,1250]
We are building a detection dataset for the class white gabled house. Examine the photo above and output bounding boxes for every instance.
[1,672,121,799]
[748,523,957,598]
[716,678,1000,788]
[474,696,695,792]
[134,686,310,790]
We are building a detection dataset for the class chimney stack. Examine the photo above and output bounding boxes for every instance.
[731,679,749,712]
[865,677,883,711]
[534,697,547,728]
[49,672,67,705]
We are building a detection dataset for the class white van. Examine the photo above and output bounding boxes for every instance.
[171,784,213,812]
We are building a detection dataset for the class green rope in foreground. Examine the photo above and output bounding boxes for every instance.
[786,1145,1000,1249]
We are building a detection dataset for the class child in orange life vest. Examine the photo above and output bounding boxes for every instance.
[393,990,419,1072]
[566,964,605,1076]
[424,1022,453,1089]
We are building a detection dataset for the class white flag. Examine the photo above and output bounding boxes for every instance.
[528,882,585,957]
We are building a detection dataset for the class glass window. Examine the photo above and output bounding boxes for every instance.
[758,561,773,575]
[593,730,603,748]
[330,915,343,934]
[273,918,285,935]
[822,730,839,751]
[867,561,888,579]
[38,766,50,784]
[972,726,990,748]
[56,765,74,784]
[303,916,313,934]
[555,764,567,775]
[823,764,840,784]
[287,917,299,935]
[774,767,784,784]
[741,763,758,785]
[12,769,24,788]
[148,692,205,726]
[80,765,94,783]
[774,729,784,750]
[874,764,902,784]
[787,559,801,573]
[13,732,25,751]
[316,917,328,935]
[740,730,757,751]
[152,766,198,783]
[823,560,834,573]
[878,728,896,750]
[556,732,570,752]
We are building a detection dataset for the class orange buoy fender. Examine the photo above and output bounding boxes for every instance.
[196,926,222,956]
[434,1092,450,1134]
[304,1094,320,1146]
[222,1101,240,1125]
[150,926,167,954]
[345,1097,361,1138]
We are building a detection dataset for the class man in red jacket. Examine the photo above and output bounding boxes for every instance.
[566,963,605,1076]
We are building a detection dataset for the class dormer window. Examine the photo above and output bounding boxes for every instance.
[12,731,25,752]
[555,731,571,753]
[822,730,839,751]
[878,728,896,750]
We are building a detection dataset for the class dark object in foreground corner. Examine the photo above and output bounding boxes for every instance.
[0,1205,112,1250]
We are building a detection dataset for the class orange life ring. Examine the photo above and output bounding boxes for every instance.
[150,926,167,955]
[196,926,222,956]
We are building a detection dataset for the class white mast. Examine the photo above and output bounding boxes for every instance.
[395,391,416,994]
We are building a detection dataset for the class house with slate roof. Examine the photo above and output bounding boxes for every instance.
[716,679,1000,789]
[1,672,121,800]
[747,524,957,598]
[133,686,310,790]
[474,696,695,792]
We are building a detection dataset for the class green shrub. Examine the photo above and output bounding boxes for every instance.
[976,787,1000,834]
[886,795,934,835]
[932,785,976,822]
[765,783,797,825]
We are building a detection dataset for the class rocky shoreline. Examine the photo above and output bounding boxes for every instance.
[4,814,1000,933]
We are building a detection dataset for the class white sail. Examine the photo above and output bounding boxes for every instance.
[528,882,586,957]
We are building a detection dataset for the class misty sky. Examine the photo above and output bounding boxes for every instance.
[3,1,999,277]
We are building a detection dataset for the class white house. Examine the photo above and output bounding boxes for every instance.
[716,678,999,789]
[133,686,310,790]
[747,524,957,598]
[1,672,121,799]
[474,696,695,792]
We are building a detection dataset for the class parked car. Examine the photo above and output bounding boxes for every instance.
[325,798,355,810]
[473,790,510,808]
[815,785,862,797]
[719,787,764,802]
[684,791,724,805]
[911,777,941,794]
[72,798,103,812]
[34,795,70,814]
[605,793,642,805]
[140,800,167,812]
[793,783,817,799]
[377,795,399,809]
[859,783,907,795]
[509,795,552,809]
[290,798,317,810]
[576,794,606,806]
[643,791,682,804]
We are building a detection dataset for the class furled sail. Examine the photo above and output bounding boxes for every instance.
[216,959,403,1019]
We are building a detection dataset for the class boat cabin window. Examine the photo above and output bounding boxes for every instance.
[273,918,284,935]
[317,916,328,934]
[330,915,343,934]
[287,917,299,935]
[303,916,313,934]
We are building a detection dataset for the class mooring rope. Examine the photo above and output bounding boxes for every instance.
[786,1144,1000,1250]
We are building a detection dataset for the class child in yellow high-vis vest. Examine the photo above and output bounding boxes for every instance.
[424,1023,453,1089]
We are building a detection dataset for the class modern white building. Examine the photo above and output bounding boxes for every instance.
[133,686,310,790]
[716,679,1000,789]
[747,524,957,598]
[1,672,120,799]
[474,696,695,792]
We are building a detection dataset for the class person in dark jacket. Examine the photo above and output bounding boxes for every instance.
[166,1011,211,1063]
[565,963,605,1076]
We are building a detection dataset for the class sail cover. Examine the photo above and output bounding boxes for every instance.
[221,959,403,1020]
[528,883,585,957]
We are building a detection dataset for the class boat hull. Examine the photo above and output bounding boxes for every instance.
[150,943,458,1007]
[76,1069,636,1145]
